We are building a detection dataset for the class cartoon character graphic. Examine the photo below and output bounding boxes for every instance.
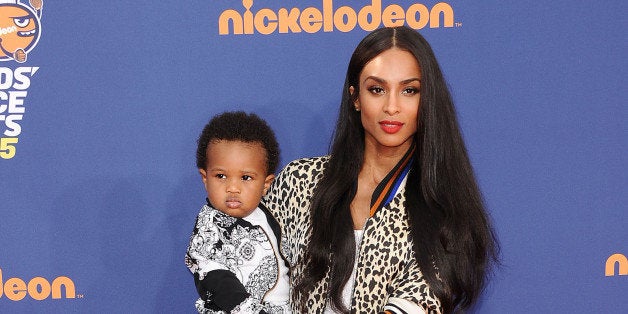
[0,0,42,63]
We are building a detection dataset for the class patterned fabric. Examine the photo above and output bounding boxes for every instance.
[384,297,427,314]
[369,143,414,216]
[185,204,290,314]
[263,156,442,313]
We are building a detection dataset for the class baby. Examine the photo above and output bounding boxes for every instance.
[185,111,290,313]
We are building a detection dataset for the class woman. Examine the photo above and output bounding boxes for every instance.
[264,26,499,313]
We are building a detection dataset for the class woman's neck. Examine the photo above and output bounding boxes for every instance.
[350,139,412,230]
[360,140,412,183]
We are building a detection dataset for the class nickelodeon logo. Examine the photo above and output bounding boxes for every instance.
[0,268,76,301]
[605,253,628,276]
[218,0,455,35]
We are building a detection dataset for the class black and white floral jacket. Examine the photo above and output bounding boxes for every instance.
[185,201,289,314]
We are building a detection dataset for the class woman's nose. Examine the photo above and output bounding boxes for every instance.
[383,93,400,115]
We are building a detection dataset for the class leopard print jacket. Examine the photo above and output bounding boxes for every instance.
[263,156,442,313]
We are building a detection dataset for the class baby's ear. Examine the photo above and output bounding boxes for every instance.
[199,168,208,184]
[263,174,275,195]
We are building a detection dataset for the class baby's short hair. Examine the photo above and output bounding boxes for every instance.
[196,111,280,174]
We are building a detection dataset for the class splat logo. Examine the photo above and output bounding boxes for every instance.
[0,1,40,160]
[0,0,42,63]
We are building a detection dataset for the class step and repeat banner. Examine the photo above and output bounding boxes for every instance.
[1,0,626,312]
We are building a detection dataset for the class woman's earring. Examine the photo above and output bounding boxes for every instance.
[355,107,360,112]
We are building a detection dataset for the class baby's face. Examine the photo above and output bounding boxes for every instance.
[199,140,274,218]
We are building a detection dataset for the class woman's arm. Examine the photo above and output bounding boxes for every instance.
[384,251,442,314]
[382,297,427,314]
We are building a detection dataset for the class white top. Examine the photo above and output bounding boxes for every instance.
[324,229,364,313]
[243,207,291,307]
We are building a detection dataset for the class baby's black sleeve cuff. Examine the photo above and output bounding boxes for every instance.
[194,269,250,311]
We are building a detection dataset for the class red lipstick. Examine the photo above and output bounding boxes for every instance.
[379,120,403,134]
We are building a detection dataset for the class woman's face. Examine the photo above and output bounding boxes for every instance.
[352,48,421,151]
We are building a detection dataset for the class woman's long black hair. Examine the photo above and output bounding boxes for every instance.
[294,26,499,313]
